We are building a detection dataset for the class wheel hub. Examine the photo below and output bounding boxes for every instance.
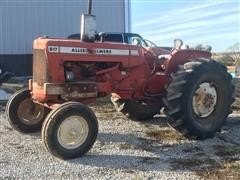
[57,116,89,149]
[192,82,217,118]
[17,99,45,125]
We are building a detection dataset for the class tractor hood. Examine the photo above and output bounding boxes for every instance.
[33,37,140,56]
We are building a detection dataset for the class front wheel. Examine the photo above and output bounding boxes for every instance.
[163,59,234,139]
[6,89,49,133]
[41,102,98,159]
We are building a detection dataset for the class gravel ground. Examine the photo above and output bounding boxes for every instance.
[0,98,240,179]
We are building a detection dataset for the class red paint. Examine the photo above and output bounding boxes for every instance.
[32,38,212,108]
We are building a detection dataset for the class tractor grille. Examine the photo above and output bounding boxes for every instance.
[33,49,49,86]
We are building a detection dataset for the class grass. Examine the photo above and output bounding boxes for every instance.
[119,143,139,150]
[170,144,240,179]
[145,129,185,141]
[213,144,240,158]
[196,160,240,179]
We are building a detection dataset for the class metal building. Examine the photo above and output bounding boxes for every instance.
[0,0,131,76]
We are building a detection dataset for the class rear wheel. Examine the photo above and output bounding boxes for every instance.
[6,89,49,133]
[163,59,234,139]
[111,96,162,121]
[41,102,98,159]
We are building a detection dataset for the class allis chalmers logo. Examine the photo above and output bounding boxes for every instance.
[50,46,132,56]
[71,48,87,53]
[96,49,112,54]
[71,48,112,54]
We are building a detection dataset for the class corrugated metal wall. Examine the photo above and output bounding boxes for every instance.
[0,0,126,55]
[0,0,128,75]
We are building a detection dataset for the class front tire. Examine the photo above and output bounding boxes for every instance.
[41,102,98,159]
[163,59,234,139]
[6,89,49,133]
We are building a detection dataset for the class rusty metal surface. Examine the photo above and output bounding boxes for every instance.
[44,82,97,99]
[61,92,97,99]
[32,38,215,103]
[33,49,49,86]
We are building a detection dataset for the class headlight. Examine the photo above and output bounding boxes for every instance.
[65,71,74,81]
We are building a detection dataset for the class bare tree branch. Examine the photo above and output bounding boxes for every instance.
[227,43,240,65]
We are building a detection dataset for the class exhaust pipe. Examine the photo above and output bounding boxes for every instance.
[88,0,92,15]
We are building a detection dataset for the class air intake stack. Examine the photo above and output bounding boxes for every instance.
[80,0,96,42]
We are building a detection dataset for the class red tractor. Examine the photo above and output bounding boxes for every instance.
[6,12,234,159]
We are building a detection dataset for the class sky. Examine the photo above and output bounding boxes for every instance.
[131,0,240,52]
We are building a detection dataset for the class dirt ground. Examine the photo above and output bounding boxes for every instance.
[0,96,240,179]
[94,97,240,179]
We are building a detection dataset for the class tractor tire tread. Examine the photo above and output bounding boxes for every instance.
[163,58,234,139]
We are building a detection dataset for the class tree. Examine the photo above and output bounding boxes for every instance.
[227,42,240,65]
[215,55,235,66]
[225,43,240,77]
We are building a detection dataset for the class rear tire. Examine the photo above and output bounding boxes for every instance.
[6,89,50,133]
[163,59,234,139]
[41,102,98,159]
[111,96,162,121]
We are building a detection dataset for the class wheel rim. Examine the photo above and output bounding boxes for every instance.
[17,98,45,125]
[57,116,89,149]
[192,82,217,118]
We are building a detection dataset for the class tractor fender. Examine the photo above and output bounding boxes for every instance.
[165,49,211,74]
